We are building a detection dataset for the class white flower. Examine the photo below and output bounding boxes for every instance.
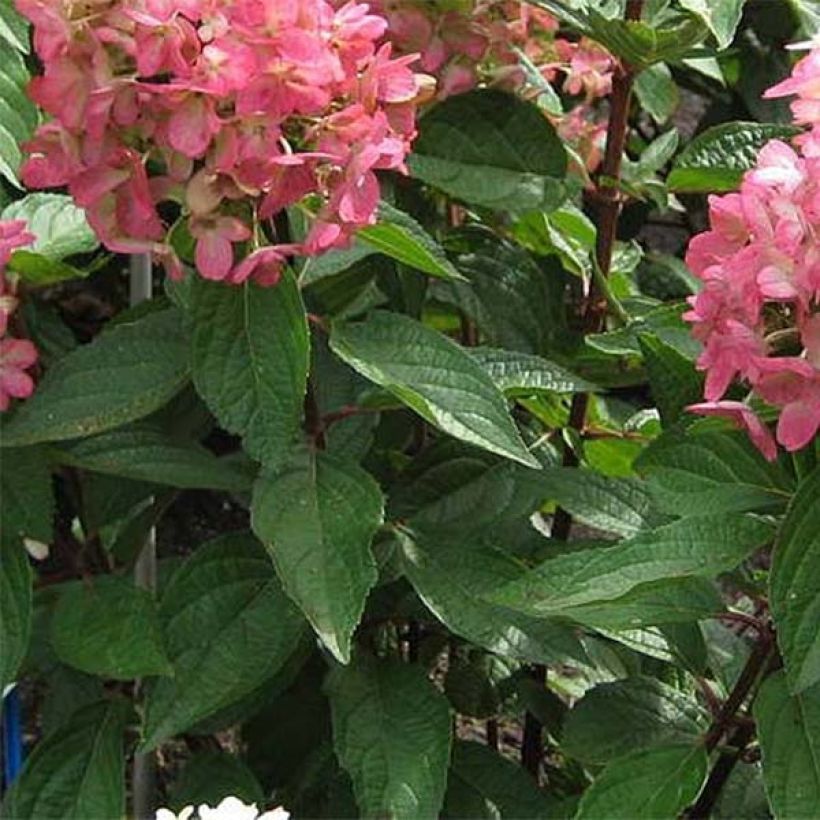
[155,798,289,820]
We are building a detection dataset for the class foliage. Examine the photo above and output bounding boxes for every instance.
[0,1,818,818]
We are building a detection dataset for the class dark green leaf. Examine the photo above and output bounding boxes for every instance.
[357,202,464,281]
[561,578,723,630]
[55,427,252,492]
[770,466,820,693]
[469,347,594,395]
[330,311,538,467]
[407,459,548,538]
[326,656,452,819]
[400,535,587,666]
[409,89,566,212]
[1,309,190,446]
[637,332,703,425]
[0,540,32,689]
[251,448,384,664]
[0,445,53,547]
[141,533,307,750]
[2,700,130,819]
[168,751,265,811]
[575,744,708,819]
[668,122,802,193]
[636,427,794,515]
[439,228,568,355]
[51,577,171,680]
[563,676,709,764]
[586,12,708,68]
[536,467,661,537]
[754,671,820,819]
[190,272,309,468]
[6,251,88,287]
[443,741,556,819]
[489,514,774,615]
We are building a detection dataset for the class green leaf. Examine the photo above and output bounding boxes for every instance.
[330,311,538,468]
[3,194,99,260]
[1,308,190,446]
[668,122,802,193]
[563,676,709,764]
[637,332,703,425]
[754,671,820,819]
[357,202,464,281]
[408,89,566,212]
[2,700,130,820]
[0,40,35,187]
[489,514,774,615]
[406,459,549,538]
[0,0,29,52]
[537,467,661,537]
[439,228,568,355]
[680,0,746,49]
[6,251,89,287]
[586,11,708,69]
[51,577,171,680]
[0,445,53,547]
[560,577,723,630]
[168,751,265,811]
[770,466,820,693]
[55,427,252,492]
[469,347,594,395]
[326,656,452,819]
[189,272,309,468]
[443,741,556,819]
[0,541,32,689]
[141,533,307,750]
[400,534,587,666]
[251,448,384,664]
[634,64,679,124]
[636,427,794,515]
[575,744,708,819]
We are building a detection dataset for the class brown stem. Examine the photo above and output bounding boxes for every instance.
[521,663,546,779]
[552,0,643,539]
[702,624,775,754]
[685,625,779,818]
[304,380,326,450]
[486,719,499,751]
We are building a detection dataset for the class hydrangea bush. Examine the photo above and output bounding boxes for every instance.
[0,1,819,818]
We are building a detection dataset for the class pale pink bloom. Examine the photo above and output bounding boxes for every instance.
[0,220,35,270]
[189,215,251,281]
[228,244,298,286]
[688,401,777,461]
[0,338,38,412]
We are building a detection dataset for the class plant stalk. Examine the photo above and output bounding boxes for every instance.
[129,252,156,820]
[552,0,642,534]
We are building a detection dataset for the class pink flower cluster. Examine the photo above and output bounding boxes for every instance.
[360,0,612,170]
[17,0,426,284]
[0,221,38,411]
[684,49,820,459]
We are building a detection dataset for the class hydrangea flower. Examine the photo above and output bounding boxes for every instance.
[684,48,820,457]
[17,0,427,285]
[0,220,38,411]
[337,0,613,170]
[156,796,289,820]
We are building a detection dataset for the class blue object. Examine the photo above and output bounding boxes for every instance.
[2,686,24,790]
